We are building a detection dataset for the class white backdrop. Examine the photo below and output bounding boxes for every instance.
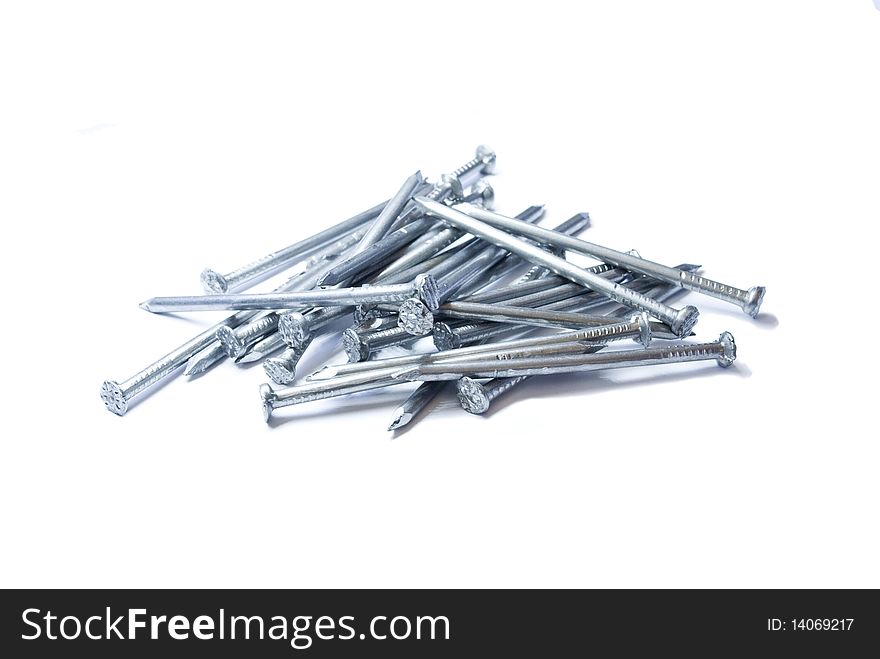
[1,1,878,588]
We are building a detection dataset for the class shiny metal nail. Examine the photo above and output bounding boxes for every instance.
[199,199,384,294]
[399,332,737,381]
[456,376,532,415]
[415,198,700,337]
[311,315,652,381]
[456,203,766,318]
[349,171,425,258]
[101,318,250,415]
[259,370,407,422]
[395,206,547,336]
[317,215,435,287]
[216,312,279,359]
[262,340,313,385]
[387,382,448,431]
[140,274,440,313]
[235,331,286,364]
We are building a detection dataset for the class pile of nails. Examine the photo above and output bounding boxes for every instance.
[101,146,766,429]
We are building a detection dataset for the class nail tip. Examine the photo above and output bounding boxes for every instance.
[184,358,212,376]
[387,411,411,431]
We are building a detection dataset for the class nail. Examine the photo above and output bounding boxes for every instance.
[393,206,546,336]
[429,208,562,305]
[375,148,500,279]
[262,340,312,385]
[199,199,384,294]
[185,234,370,376]
[235,331,286,364]
[310,314,652,381]
[352,304,398,325]
[259,369,407,422]
[353,314,400,333]
[387,382,448,431]
[457,376,532,415]
[415,197,700,336]
[443,262,698,346]
[317,215,436,287]
[277,306,351,349]
[350,171,425,260]
[183,342,230,377]
[216,312,279,358]
[140,274,440,313]
[340,325,421,362]
[487,212,592,288]
[456,203,766,318]
[100,316,251,415]
[399,332,737,381]
[456,180,495,208]
[434,301,633,333]
[415,198,700,337]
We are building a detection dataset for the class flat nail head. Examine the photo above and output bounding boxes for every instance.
[200,268,229,294]
[101,380,128,416]
[476,145,497,174]
[717,331,737,367]
[397,299,434,336]
[263,360,297,385]
[633,312,652,347]
[472,180,495,209]
[744,286,766,318]
[432,322,460,351]
[671,305,701,338]
[440,173,464,199]
[216,325,247,358]
[279,312,311,348]
[414,274,440,311]
[456,377,491,414]
[341,329,370,362]
[259,383,276,422]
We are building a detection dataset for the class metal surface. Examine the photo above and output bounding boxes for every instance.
[216,312,280,359]
[235,331,286,364]
[456,376,533,415]
[435,302,634,331]
[455,203,767,317]
[386,382,448,431]
[140,275,440,313]
[471,212,592,291]
[183,242,364,376]
[199,199,385,294]
[310,314,652,381]
[317,216,436,286]
[350,171,425,259]
[260,370,408,421]
[415,197,700,337]
[100,315,251,416]
[394,206,547,336]
[438,263,700,349]
[376,146,497,277]
[262,341,313,385]
[399,332,737,381]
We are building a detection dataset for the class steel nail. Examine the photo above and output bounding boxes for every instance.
[399,332,737,381]
[199,200,384,294]
[455,203,766,318]
[140,274,440,313]
[415,198,700,337]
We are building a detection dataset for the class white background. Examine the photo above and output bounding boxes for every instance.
[1,1,878,588]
